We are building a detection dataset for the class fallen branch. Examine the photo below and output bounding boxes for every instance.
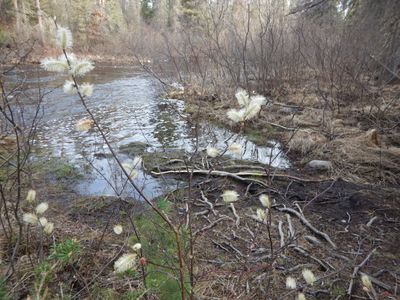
[278,221,285,248]
[286,214,295,240]
[200,190,217,215]
[359,271,394,293]
[290,245,334,271]
[194,216,230,236]
[276,207,337,249]
[152,168,328,184]
[230,203,240,227]
[366,216,378,227]
[152,169,276,191]
[265,121,296,131]
[347,248,377,297]
[211,239,244,258]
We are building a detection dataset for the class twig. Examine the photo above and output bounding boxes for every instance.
[278,221,285,248]
[286,214,295,240]
[194,216,230,236]
[230,203,240,226]
[154,167,329,183]
[277,206,337,248]
[200,190,216,215]
[366,216,378,227]
[152,168,277,191]
[265,121,296,131]
[359,271,394,293]
[290,245,334,271]
[347,248,377,297]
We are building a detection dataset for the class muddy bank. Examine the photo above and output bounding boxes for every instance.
[11,151,398,299]
[167,85,400,186]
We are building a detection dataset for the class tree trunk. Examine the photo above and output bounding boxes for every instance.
[21,0,28,25]
[35,0,45,45]
[12,0,20,31]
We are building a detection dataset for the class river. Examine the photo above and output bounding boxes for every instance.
[6,64,289,199]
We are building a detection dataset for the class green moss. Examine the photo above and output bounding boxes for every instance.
[32,158,82,181]
[142,149,186,170]
[119,142,150,157]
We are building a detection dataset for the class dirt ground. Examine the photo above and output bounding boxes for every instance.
[12,166,397,299]
[157,83,400,299]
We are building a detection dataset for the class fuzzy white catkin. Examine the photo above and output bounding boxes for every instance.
[250,95,267,107]
[256,208,266,222]
[113,225,123,235]
[43,222,54,234]
[244,103,261,120]
[235,88,250,107]
[206,146,219,158]
[63,80,76,95]
[26,189,36,203]
[259,194,271,209]
[39,217,48,227]
[70,59,94,77]
[228,143,241,154]
[286,276,297,289]
[56,27,73,49]
[59,53,76,64]
[80,83,94,97]
[35,202,49,215]
[302,269,316,285]
[114,253,137,273]
[41,58,69,72]
[227,108,245,123]
[228,89,266,123]
[132,243,142,251]
[23,213,38,225]
[221,190,239,203]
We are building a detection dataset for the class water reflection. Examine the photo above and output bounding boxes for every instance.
[12,65,289,199]
[151,102,180,148]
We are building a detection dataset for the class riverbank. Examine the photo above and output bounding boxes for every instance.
[5,149,399,299]
[170,83,400,186]
[1,64,399,299]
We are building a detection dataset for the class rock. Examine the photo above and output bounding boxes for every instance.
[306,160,333,171]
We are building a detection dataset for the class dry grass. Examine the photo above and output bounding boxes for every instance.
[287,130,327,156]
[331,132,400,184]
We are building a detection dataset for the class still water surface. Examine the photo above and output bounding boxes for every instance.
[9,64,289,199]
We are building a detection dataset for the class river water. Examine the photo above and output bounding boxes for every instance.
[7,64,289,199]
